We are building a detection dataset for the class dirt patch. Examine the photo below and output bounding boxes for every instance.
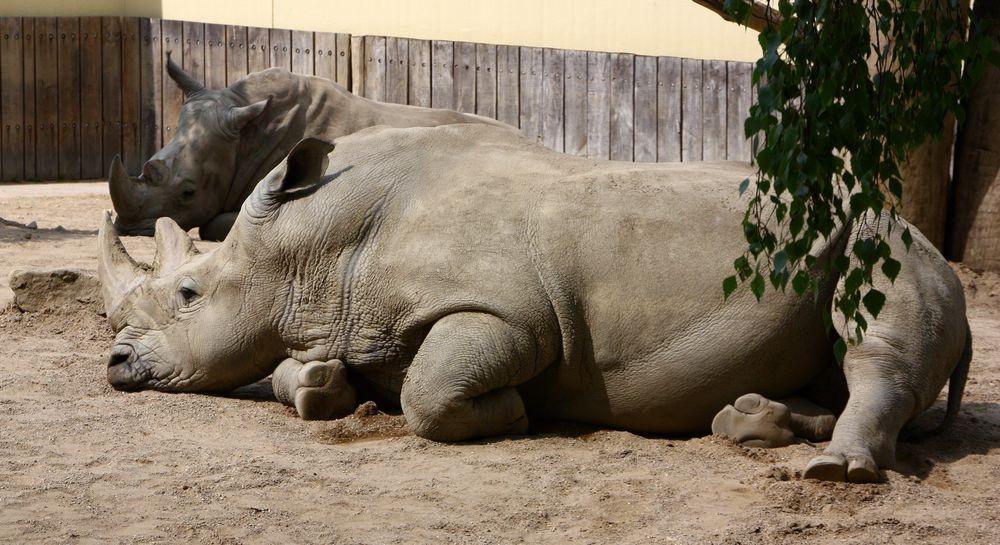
[1,182,998,544]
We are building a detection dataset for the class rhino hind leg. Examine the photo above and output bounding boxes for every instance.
[712,394,836,448]
[272,358,358,420]
[401,312,543,442]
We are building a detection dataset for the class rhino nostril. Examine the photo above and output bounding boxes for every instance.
[108,345,135,368]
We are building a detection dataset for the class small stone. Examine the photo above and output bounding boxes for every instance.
[26,221,37,229]
[23,233,32,240]
[8,268,101,312]
[353,400,379,417]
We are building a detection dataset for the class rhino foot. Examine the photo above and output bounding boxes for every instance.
[804,452,880,483]
[712,393,796,448]
[272,358,357,420]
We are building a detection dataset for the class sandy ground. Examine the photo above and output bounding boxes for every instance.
[0,182,998,545]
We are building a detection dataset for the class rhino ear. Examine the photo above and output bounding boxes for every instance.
[228,97,271,131]
[269,137,336,193]
[153,217,200,275]
[244,137,336,220]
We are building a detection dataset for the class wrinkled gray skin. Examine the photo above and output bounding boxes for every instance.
[99,125,971,483]
[109,53,509,241]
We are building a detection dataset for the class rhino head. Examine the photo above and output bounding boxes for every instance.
[110,52,270,236]
[100,137,336,392]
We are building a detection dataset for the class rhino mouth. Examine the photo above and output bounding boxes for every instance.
[112,219,156,237]
[107,343,149,391]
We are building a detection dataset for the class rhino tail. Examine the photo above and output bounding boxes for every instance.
[901,318,972,442]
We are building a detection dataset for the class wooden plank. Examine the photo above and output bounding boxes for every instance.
[385,36,408,104]
[160,20,184,146]
[586,51,610,159]
[656,56,682,162]
[633,55,657,163]
[474,43,496,119]
[407,39,430,107]
[519,47,543,144]
[681,58,703,161]
[1,17,25,180]
[496,45,519,128]
[726,61,753,162]
[431,40,453,110]
[563,49,587,156]
[609,53,634,161]
[139,18,162,164]
[247,26,270,73]
[22,18,36,179]
[335,33,350,87]
[101,16,123,176]
[291,30,312,75]
[205,23,226,89]
[314,31,337,81]
[364,35,386,101]
[226,25,248,85]
[80,17,103,179]
[182,21,205,86]
[454,41,476,114]
[269,28,291,72]
[703,59,727,161]
[121,17,142,174]
[541,48,564,152]
[58,18,82,179]
[35,18,59,180]
[350,36,364,95]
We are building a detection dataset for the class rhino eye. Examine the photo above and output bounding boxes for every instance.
[181,188,196,200]
[179,286,199,303]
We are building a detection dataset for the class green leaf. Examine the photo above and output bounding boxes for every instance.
[844,268,864,294]
[834,338,848,363]
[862,289,886,318]
[901,227,913,250]
[750,272,765,301]
[723,275,738,299]
[792,270,811,295]
[881,257,901,282]
[738,177,750,196]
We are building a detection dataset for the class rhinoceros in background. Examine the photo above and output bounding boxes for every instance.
[108,53,510,241]
[98,124,971,483]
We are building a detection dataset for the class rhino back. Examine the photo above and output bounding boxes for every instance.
[273,125,836,432]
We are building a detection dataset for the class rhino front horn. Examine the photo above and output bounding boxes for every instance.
[97,210,146,326]
[108,155,141,217]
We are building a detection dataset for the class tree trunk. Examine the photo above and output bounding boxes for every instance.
[947,0,1000,270]
[898,121,954,250]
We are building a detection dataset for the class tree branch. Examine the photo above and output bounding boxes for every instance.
[691,0,781,33]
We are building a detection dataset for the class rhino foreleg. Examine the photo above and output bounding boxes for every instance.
[272,358,357,420]
[400,312,541,442]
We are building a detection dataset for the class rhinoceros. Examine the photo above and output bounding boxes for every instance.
[108,53,509,241]
[98,124,971,483]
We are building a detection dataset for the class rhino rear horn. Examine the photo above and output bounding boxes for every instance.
[97,211,147,324]
[166,50,205,98]
[153,217,200,275]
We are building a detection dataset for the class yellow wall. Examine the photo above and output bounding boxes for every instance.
[0,0,761,61]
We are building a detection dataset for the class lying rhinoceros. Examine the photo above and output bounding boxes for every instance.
[98,124,971,483]
[109,53,509,241]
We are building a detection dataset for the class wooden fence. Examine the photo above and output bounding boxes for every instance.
[351,37,754,163]
[0,16,754,182]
